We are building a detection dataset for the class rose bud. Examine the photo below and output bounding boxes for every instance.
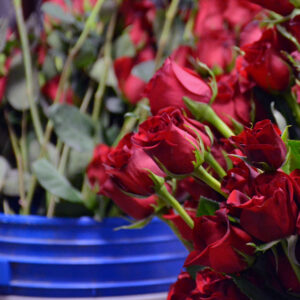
[144,58,212,115]
[185,208,254,274]
[244,0,294,15]
[104,133,164,197]
[101,179,156,220]
[230,119,287,170]
[241,29,292,92]
[87,144,111,187]
[114,47,155,104]
[132,107,210,175]
[227,171,299,242]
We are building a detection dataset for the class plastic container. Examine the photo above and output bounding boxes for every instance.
[0,214,187,298]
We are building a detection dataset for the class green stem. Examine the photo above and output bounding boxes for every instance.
[204,152,227,178]
[13,0,44,145]
[155,0,180,69]
[156,184,194,229]
[193,166,228,197]
[284,92,300,127]
[281,239,300,284]
[91,11,117,122]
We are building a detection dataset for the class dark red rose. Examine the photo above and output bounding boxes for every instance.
[227,171,299,242]
[105,133,164,196]
[230,119,287,170]
[170,45,194,69]
[0,75,7,104]
[132,107,210,175]
[241,29,292,92]
[222,160,259,196]
[114,47,155,104]
[287,15,300,45]
[42,75,74,104]
[185,208,254,273]
[101,179,156,220]
[194,29,235,71]
[144,58,211,115]
[87,144,110,187]
[244,0,294,15]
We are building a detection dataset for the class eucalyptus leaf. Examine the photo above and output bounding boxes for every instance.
[48,104,95,152]
[131,60,155,82]
[42,2,75,24]
[6,53,39,110]
[33,158,83,203]
[0,156,10,191]
[0,18,8,53]
[67,149,93,177]
[2,169,31,196]
[105,97,124,114]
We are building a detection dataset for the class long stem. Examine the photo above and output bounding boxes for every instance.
[193,166,228,197]
[156,184,194,229]
[91,11,117,122]
[13,0,44,145]
[155,0,180,69]
[204,152,227,178]
[281,239,300,284]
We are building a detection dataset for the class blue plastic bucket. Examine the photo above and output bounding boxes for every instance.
[0,214,187,298]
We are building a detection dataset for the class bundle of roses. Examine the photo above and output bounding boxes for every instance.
[86,0,300,299]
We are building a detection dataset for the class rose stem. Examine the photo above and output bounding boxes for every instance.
[281,239,300,284]
[155,0,180,69]
[13,0,44,145]
[193,166,228,198]
[155,184,194,229]
[204,152,227,178]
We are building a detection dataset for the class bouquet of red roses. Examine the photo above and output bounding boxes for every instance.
[86,0,300,299]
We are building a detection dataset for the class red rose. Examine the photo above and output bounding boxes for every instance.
[194,29,235,71]
[132,107,210,175]
[87,144,111,187]
[114,47,155,104]
[0,76,7,104]
[185,209,254,273]
[230,119,287,170]
[240,21,263,47]
[227,171,299,242]
[222,160,259,196]
[101,179,156,220]
[241,29,292,92]
[244,0,294,15]
[105,133,164,196]
[42,75,74,104]
[168,269,248,300]
[144,59,211,115]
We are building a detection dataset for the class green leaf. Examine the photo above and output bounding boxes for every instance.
[131,60,155,82]
[114,216,153,231]
[6,53,39,111]
[286,140,300,172]
[42,2,75,24]
[48,104,95,152]
[232,275,275,300]
[33,159,83,203]
[290,0,300,8]
[287,235,300,266]
[89,58,117,87]
[114,32,136,58]
[67,149,93,177]
[271,102,287,133]
[196,196,219,217]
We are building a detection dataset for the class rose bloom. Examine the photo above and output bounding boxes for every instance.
[244,0,294,15]
[230,119,287,170]
[104,133,164,196]
[241,29,292,92]
[132,107,210,175]
[227,171,299,242]
[168,269,248,300]
[144,59,211,115]
[185,209,254,273]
